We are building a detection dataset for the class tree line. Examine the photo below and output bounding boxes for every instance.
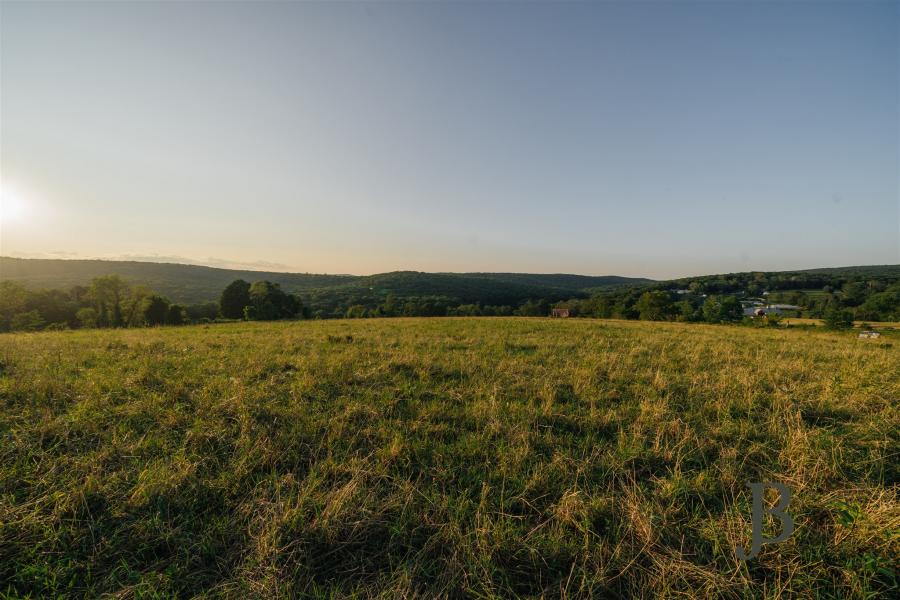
[0,276,304,332]
[1,267,897,333]
[0,276,584,332]
[277,267,899,323]
[553,275,899,325]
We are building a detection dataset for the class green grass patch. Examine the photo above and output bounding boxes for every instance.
[1,318,897,598]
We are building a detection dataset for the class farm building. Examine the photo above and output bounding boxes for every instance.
[765,304,803,314]
[744,304,803,317]
[550,308,570,318]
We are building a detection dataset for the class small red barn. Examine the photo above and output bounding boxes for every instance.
[550,308,570,318]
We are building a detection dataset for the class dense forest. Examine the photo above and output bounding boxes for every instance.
[0,259,898,332]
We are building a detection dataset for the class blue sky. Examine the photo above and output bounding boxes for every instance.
[1,0,897,278]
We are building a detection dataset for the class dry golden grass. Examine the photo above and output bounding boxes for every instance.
[0,317,897,598]
[783,317,900,330]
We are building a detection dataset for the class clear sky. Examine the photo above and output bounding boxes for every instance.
[1,1,897,279]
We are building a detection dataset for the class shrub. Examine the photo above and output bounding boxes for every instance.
[10,310,44,331]
[824,308,853,330]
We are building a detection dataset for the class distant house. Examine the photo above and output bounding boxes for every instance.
[744,304,803,317]
[740,299,765,315]
[765,304,802,315]
[550,308,570,318]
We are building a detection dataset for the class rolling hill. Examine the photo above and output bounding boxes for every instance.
[5,257,895,319]
[0,258,356,303]
[0,257,652,305]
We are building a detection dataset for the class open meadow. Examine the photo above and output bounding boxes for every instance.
[1,318,897,598]
[781,318,900,331]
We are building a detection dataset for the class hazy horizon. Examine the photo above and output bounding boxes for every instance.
[2,1,898,279]
[4,252,899,283]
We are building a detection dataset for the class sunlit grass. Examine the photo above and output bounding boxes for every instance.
[1,318,897,598]
[782,317,900,330]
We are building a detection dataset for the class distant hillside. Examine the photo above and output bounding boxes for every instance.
[0,258,355,304]
[456,272,653,291]
[661,264,900,292]
[777,264,900,279]
[3,257,897,324]
[304,271,598,310]
[0,257,651,305]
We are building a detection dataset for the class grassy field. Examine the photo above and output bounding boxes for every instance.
[1,318,897,598]
[782,318,900,330]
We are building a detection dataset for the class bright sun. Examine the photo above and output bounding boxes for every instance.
[0,191,28,224]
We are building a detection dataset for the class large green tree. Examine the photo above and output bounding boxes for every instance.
[142,295,170,326]
[245,281,301,321]
[76,307,98,328]
[89,275,129,327]
[635,291,674,321]
[823,308,853,330]
[516,299,549,317]
[702,295,743,323]
[856,288,900,321]
[0,281,28,332]
[166,304,187,326]
[10,310,44,332]
[122,285,152,327]
[220,279,251,319]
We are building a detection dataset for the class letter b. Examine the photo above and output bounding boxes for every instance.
[735,481,794,561]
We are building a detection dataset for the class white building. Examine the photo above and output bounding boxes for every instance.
[744,304,803,317]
